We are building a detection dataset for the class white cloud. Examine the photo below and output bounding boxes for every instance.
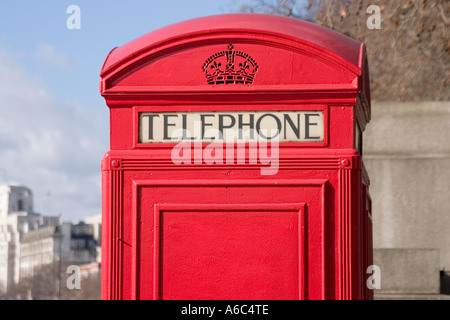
[32,42,72,71]
[0,46,108,222]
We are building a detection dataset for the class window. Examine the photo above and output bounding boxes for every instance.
[18,199,24,211]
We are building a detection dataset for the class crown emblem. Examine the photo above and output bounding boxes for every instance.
[202,44,259,85]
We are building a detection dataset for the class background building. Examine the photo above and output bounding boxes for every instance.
[61,218,101,264]
[0,184,101,299]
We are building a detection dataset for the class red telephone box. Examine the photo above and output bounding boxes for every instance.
[100,13,372,300]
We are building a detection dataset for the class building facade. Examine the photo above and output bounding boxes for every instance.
[0,184,101,298]
[61,219,101,265]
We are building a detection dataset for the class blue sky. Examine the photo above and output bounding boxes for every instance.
[0,0,239,222]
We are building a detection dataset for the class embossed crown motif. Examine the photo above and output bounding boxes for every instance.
[202,44,259,85]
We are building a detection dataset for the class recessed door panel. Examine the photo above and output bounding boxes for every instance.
[134,179,327,300]
[156,204,304,300]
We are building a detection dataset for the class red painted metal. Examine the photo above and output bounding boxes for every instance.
[100,13,372,300]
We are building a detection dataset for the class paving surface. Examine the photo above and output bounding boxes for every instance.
[375,293,450,300]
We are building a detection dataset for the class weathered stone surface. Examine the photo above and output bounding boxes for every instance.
[373,248,440,294]
[364,101,450,270]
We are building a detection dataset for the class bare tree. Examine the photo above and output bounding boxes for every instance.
[3,261,100,300]
[5,262,59,300]
[240,0,449,101]
[59,261,101,300]
[239,0,308,19]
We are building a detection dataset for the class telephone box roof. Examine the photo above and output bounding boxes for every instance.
[100,13,364,75]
